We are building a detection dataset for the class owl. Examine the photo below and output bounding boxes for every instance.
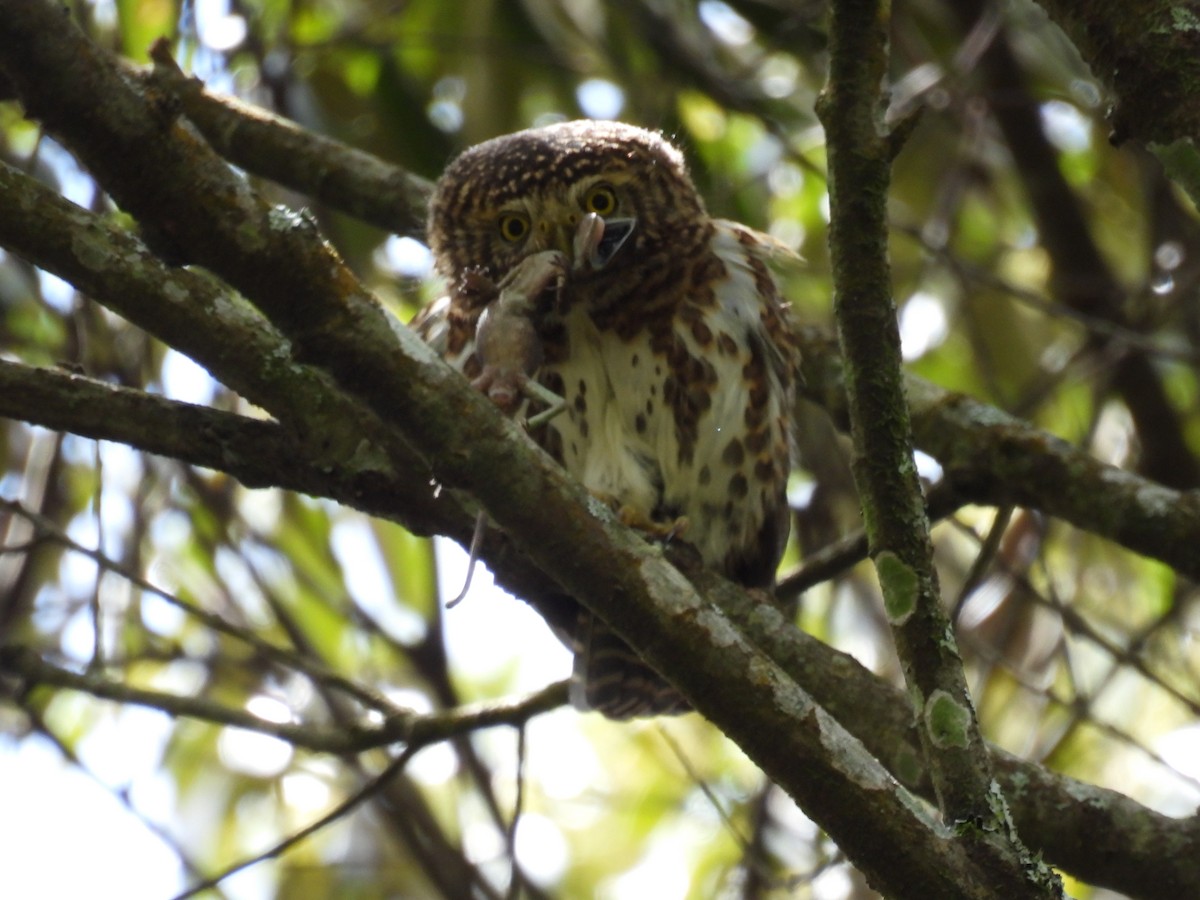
[417,119,797,718]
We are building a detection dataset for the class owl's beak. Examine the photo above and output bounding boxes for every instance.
[550,214,637,272]
[591,218,636,269]
[569,213,605,266]
[569,215,636,272]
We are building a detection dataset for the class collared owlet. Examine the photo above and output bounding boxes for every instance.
[417,119,797,718]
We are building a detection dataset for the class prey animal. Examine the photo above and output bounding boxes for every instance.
[447,213,631,607]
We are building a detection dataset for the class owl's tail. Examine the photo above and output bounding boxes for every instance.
[570,611,691,718]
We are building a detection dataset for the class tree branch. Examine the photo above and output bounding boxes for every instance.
[796,326,1200,582]
[0,159,375,453]
[1028,1,1200,210]
[0,646,567,754]
[0,360,303,488]
[682,558,1200,900]
[144,47,432,238]
[1029,0,1200,148]
[0,157,474,540]
[818,0,1057,893]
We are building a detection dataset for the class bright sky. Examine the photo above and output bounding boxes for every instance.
[0,732,185,898]
[0,535,579,899]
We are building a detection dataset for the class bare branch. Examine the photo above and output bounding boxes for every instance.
[169,745,419,900]
[144,45,432,238]
[0,645,568,755]
[798,325,1200,584]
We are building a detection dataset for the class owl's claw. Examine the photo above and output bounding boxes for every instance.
[586,491,689,543]
[618,506,689,543]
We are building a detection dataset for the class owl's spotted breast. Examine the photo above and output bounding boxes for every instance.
[535,220,793,587]
[418,120,797,718]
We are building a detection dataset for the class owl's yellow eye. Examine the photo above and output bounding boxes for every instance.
[498,213,530,242]
[583,184,618,217]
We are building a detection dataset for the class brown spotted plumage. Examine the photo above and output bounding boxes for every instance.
[416,120,797,718]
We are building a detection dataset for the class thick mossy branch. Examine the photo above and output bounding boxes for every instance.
[1029,0,1200,208]
[797,326,1200,583]
[1031,0,1200,147]
[0,162,386,460]
[819,0,983,820]
[818,0,1058,895]
[0,158,460,539]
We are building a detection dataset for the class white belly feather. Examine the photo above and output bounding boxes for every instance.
[543,227,790,571]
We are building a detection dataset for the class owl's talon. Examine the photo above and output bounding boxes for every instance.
[617,505,689,543]
[585,493,686,544]
[663,516,690,543]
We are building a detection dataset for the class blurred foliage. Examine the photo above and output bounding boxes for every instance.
[1,0,1200,898]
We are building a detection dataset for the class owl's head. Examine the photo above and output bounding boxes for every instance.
[427,120,708,286]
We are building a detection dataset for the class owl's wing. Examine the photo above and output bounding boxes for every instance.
[410,289,492,377]
[704,221,799,589]
[409,294,453,354]
[714,219,805,268]
[712,219,802,389]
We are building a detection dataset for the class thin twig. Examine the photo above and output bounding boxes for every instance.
[170,745,420,900]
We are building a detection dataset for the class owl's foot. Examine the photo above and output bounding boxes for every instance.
[586,491,686,541]
[611,501,689,544]
[627,510,689,543]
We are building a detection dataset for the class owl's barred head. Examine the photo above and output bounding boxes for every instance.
[427,120,709,287]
